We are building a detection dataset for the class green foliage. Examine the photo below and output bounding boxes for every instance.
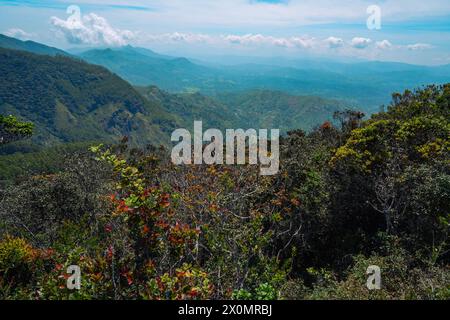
[232,283,277,300]
[0,84,448,300]
[88,144,290,299]
[0,236,34,272]
[0,115,33,145]
[0,151,111,247]
[138,86,350,135]
[215,89,349,133]
[0,142,94,184]
[144,264,212,300]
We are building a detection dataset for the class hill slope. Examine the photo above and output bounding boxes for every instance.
[0,47,178,148]
[0,34,69,56]
[137,86,239,130]
[138,86,349,133]
[216,90,349,132]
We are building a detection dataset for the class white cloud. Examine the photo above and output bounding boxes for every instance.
[273,38,292,48]
[153,32,212,43]
[407,43,433,51]
[142,32,408,56]
[376,40,393,50]
[224,34,269,45]
[221,34,315,48]
[324,36,344,48]
[291,37,315,49]
[351,37,372,49]
[51,12,135,46]
[4,28,33,40]
[120,31,317,49]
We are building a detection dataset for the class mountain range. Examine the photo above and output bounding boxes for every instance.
[0,35,349,152]
[77,43,450,111]
[0,34,69,57]
[1,33,449,153]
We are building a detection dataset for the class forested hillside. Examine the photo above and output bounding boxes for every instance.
[215,89,349,132]
[137,86,350,133]
[0,46,351,183]
[0,47,178,148]
[0,45,348,153]
[136,85,239,131]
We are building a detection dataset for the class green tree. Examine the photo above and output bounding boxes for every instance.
[0,115,33,145]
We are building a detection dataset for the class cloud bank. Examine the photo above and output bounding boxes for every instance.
[324,37,344,49]
[221,34,315,48]
[51,11,135,46]
[351,37,372,49]
[376,40,393,50]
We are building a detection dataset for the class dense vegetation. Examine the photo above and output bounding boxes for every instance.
[215,89,349,132]
[0,142,95,186]
[0,85,448,300]
[137,86,347,133]
[136,86,238,131]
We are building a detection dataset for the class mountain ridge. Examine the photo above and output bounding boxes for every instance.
[0,34,69,57]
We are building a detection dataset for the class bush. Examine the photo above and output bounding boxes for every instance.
[0,236,34,273]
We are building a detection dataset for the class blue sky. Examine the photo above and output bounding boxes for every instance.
[1,0,450,65]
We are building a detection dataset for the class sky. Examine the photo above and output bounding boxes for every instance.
[1,0,450,65]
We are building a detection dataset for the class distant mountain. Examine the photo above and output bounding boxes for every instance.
[79,47,214,90]
[2,37,448,152]
[79,46,365,104]
[79,46,450,112]
[3,36,448,113]
[214,63,450,111]
[120,45,174,60]
[0,34,69,57]
[0,47,179,148]
[0,45,348,153]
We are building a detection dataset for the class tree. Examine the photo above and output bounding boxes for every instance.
[329,85,449,256]
[0,115,33,145]
[333,109,365,138]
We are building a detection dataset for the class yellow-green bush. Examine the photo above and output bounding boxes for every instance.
[0,236,35,273]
